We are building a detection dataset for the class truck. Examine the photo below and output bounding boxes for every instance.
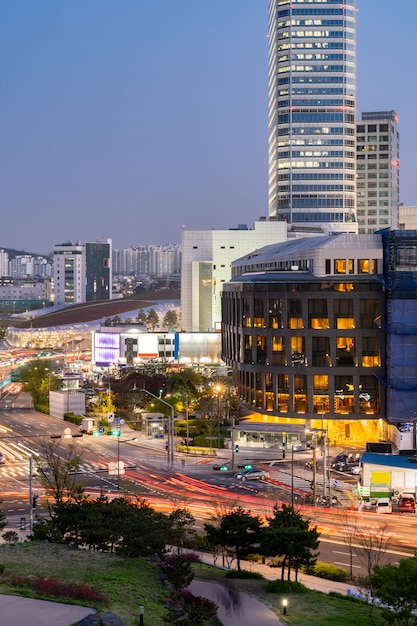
[79,417,98,435]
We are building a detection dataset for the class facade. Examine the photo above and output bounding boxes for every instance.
[0,250,9,276]
[267,0,357,235]
[92,326,222,368]
[381,229,417,422]
[0,278,51,313]
[53,243,86,306]
[399,205,417,230]
[85,240,112,302]
[112,244,180,278]
[222,234,386,442]
[356,111,400,233]
[181,220,287,332]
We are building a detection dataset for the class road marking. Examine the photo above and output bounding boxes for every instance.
[334,561,361,569]
[333,550,357,557]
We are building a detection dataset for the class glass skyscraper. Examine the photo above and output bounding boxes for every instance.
[267,0,357,234]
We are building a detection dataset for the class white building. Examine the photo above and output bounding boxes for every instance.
[0,250,9,277]
[181,219,287,332]
[356,111,400,233]
[53,243,86,306]
[399,205,417,230]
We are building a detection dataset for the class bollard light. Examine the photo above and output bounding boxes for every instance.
[139,605,145,625]
[282,598,288,615]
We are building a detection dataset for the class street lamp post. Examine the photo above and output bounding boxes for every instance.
[291,445,294,508]
[142,388,174,468]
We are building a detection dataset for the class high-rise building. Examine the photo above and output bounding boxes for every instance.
[267,0,357,235]
[53,243,86,306]
[356,111,400,233]
[0,250,9,277]
[85,240,112,302]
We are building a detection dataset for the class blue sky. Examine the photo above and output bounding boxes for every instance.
[1,1,416,253]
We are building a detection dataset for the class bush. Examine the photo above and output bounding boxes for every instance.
[0,564,5,575]
[267,579,307,594]
[9,574,109,606]
[63,413,83,425]
[2,531,18,545]
[226,570,265,580]
[303,561,349,582]
[245,553,263,564]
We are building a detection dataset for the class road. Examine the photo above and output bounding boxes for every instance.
[1,401,417,575]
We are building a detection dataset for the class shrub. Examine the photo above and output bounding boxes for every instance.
[165,589,217,626]
[0,564,5,575]
[33,577,109,605]
[2,531,19,545]
[303,561,349,582]
[63,413,83,425]
[245,553,263,564]
[267,579,307,594]
[226,569,265,580]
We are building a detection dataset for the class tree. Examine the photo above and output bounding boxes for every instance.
[339,510,359,578]
[371,555,417,625]
[146,309,160,330]
[169,507,196,554]
[355,523,391,593]
[0,499,6,533]
[261,504,320,581]
[163,310,178,329]
[35,439,84,507]
[19,359,61,410]
[204,506,262,571]
[136,310,147,324]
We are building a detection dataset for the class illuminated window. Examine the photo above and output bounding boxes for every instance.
[289,318,304,329]
[334,283,355,292]
[334,259,347,274]
[358,259,370,273]
[313,375,328,391]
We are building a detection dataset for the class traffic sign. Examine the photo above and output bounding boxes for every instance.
[98,426,105,434]
[333,480,338,488]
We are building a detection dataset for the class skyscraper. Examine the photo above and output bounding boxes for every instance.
[267,0,357,235]
[357,111,400,233]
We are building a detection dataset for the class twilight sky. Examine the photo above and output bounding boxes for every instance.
[1,1,416,254]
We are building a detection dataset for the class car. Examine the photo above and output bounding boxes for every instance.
[350,465,362,475]
[375,498,392,514]
[398,495,416,513]
[235,468,270,481]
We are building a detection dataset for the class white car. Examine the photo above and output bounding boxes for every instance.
[350,465,361,475]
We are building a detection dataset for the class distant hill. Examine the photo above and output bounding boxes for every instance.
[0,247,51,259]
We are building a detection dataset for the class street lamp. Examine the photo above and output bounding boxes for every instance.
[142,388,174,468]
[214,384,223,450]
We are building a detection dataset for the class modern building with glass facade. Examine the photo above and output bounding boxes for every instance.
[267,0,357,235]
[222,234,387,442]
[356,111,400,233]
[86,240,112,302]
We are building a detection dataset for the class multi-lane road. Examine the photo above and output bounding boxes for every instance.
[1,395,417,576]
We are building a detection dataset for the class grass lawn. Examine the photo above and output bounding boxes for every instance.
[0,543,388,626]
[193,563,388,626]
[0,542,168,625]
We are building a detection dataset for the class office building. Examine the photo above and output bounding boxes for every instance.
[398,205,417,230]
[86,240,112,302]
[181,219,287,332]
[53,243,86,306]
[356,111,400,233]
[267,0,357,235]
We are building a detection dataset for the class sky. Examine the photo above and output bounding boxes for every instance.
[1,1,416,254]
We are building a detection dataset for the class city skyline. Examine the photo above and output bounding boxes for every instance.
[2,1,417,253]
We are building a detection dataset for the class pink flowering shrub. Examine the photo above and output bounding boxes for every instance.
[9,574,109,606]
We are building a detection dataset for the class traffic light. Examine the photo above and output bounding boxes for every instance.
[110,429,120,437]
[235,444,239,453]
[32,494,38,509]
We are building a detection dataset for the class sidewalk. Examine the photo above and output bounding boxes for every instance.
[0,594,95,626]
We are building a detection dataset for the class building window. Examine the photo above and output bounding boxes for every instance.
[272,336,286,365]
[334,259,347,274]
[311,337,331,367]
[336,337,356,366]
[308,299,329,329]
